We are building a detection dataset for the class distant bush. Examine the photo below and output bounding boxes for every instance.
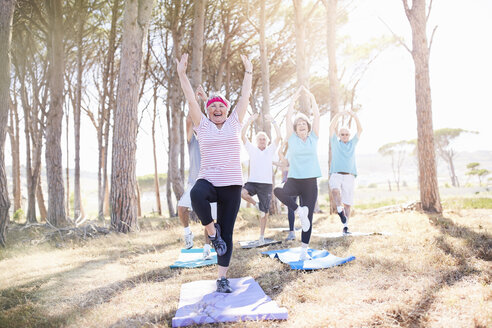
[13,209,24,222]
[138,173,168,191]
[367,183,377,189]
[444,183,451,188]
[444,197,492,209]
[354,199,399,210]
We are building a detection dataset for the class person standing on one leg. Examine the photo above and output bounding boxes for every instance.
[274,86,321,261]
[177,88,217,259]
[241,112,281,245]
[176,53,252,293]
[328,110,363,234]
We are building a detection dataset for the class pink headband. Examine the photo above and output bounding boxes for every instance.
[206,97,228,109]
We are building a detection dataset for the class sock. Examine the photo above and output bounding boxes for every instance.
[184,226,191,235]
[337,206,344,213]
[344,222,348,228]
[203,243,211,251]
[301,242,309,249]
[208,233,216,239]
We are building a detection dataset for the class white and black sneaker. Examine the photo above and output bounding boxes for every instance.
[343,227,351,235]
[184,232,194,249]
[209,223,227,256]
[216,277,233,293]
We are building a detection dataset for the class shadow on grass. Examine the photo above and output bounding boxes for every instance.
[0,241,181,328]
[370,214,489,327]
[107,308,176,328]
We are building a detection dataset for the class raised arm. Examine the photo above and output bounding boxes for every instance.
[329,111,345,137]
[176,54,202,126]
[302,86,320,137]
[285,87,302,140]
[241,113,258,144]
[235,55,253,123]
[265,113,281,146]
[349,111,363,137]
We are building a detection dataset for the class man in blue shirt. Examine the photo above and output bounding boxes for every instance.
[329,111,363,234]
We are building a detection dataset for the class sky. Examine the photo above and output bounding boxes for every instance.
[5,0,492,177]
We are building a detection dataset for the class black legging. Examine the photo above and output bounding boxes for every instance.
[274,178,318,244]
[288,196,297,231]
[191,179,242,267]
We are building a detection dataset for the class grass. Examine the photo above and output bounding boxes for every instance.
[443,197,492,209]
[0,203,491,327]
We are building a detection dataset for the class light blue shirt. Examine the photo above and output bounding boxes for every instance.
[287,132,322,179]
[329,134,358,177]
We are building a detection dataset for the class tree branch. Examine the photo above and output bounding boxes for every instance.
[378,16,412,54]
[428,25,438,54]
[426,0,434,23]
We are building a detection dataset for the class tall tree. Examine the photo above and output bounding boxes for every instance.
[0,0,16,246]
[7,97,21,211]
[434,128,477,187]
[402,0,441,213]
[110,0,154,232]
[45,0,68,226]
[378,140,412,191]
[151,84,162,215]
[292,0,310,113]
[73,0,87,218]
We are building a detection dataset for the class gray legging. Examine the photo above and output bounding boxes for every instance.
[274,178,318,244]
[191,179,241,267]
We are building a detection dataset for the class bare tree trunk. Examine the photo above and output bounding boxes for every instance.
[0,0,15,246]
[292,0,309,113]
[110,0,154,233]
[403,0,441,213]
[66,99,70,217]
[190,0,206,91]
[74,0,86,218]
[98,0,120,220]
[8,99,21,211]
[37,176,47,221]
[152,85,162,215]
[45,0,67,226]
[104,176,110,216]
[259,0,271,136]
[165,98,175,217]
[323,0,339,214]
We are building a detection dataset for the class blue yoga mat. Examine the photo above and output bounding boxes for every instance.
[262,247,355,270]
[170,248,217,268]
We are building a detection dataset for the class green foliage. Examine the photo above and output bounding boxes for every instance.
[466,162,490,186]
[378,140,413,156]
[13,209,24,222]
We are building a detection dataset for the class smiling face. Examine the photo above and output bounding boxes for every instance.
[294,118,310,138]
[255,132,269,150]
[206,101,228,125]
[339,128,350,143]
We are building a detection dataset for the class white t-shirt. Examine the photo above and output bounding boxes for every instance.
[244,140,279,184]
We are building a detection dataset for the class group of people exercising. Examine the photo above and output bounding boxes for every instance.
[175,53,362,293]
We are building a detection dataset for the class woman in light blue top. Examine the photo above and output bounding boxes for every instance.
[274,86,321,261]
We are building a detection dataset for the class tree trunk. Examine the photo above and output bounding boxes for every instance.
[45,0,67,226]
[165,97,175,218]
[37,176,47,221]
[98,0,120,220]
[403,0,441,213]
[74,0,86,218]
[66,96,70,217]
[152,86,162,215]
[110,0,154,233]
[0,0,15,246]
[323,0,339,214]
[259,0,271,136]
[8,99,21,211]
[190,0,206,91]
[292,0,310,113]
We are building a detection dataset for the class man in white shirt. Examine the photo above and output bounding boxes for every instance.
[241,113,281,244]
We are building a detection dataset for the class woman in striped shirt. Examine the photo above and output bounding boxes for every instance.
[176,53,252,293]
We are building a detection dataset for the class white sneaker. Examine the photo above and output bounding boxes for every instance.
[184,232,194,249]
[299,248,311,261]
[202,244,212,260]
[258,236,265,245]
[296,206,310,232]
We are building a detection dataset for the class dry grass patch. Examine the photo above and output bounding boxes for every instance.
[0,207,491,327]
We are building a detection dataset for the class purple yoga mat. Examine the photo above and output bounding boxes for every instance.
[172,276,288,327]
